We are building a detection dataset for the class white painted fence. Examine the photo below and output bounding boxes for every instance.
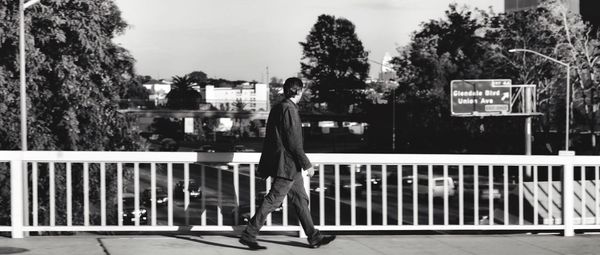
[1,151,599,238]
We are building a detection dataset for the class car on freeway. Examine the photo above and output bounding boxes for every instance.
[324,165,365,197]
[403,175,456,198]
[362,174,382,189]
[188,181,203,199]
[480,184,503,200]
[142,187,169,206]
[174,180,203,200]
[119,193,148,225]
[326,179,364,197]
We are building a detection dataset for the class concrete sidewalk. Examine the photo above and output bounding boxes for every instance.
[1,233,600,255]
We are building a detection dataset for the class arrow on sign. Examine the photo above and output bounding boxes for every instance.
[501,92,510,101]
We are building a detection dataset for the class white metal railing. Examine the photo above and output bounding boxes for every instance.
[1,151,600,238]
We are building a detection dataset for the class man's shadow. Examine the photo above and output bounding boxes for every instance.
[166,234,249,250]
[256,238,309,248]
[167,233,310,250]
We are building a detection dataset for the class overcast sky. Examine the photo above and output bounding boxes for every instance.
[113,0,503,82]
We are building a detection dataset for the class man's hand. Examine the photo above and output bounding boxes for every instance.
[306,166,315,178]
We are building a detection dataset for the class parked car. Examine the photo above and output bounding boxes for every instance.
[119,193,148,225]
[142,187,169,206]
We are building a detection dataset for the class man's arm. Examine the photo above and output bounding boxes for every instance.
[280,107,312,171]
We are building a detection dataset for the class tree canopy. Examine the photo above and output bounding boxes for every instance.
[300,14,370,113]
[389,1,600,154]
[166,75,202,110]
[0,0,143,151]
[187,70,208,87]
[0,0,145,226]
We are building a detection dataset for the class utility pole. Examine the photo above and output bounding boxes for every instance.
[266,66,270,111]
[266,66,269,84]
[392,86,396,152]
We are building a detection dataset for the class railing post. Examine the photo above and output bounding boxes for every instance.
[560,150,575,237]
[10,158,24,238]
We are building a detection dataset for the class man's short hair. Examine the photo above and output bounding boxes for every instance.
[283,77,304,99]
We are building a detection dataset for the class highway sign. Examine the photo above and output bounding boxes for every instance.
[451,79,512,116]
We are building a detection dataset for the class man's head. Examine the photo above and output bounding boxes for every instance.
[283,77,304,100]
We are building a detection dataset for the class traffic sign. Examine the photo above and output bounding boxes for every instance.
[451,79,512,116]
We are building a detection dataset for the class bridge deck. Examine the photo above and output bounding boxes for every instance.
[1,233,599,254]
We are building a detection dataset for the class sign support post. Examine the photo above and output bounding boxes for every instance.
[451,80,541,162]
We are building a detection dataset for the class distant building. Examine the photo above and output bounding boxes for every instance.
[205,82,269,112]
[143,80,172,106]
[378,52,397,82]
[364,52,398,105]
[505,0,600,26]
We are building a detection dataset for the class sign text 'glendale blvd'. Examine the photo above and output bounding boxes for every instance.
[450,79,512,116]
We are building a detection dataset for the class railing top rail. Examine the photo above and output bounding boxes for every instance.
[0,151,593,165]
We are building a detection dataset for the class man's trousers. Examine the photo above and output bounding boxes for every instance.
[241,172,321,243]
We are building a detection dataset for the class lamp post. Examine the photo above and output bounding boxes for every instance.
[509,48,571,152]
[389,81,399,152]
[13,0,42,239]
[509,48,576,237]
[369,59,398,152]
[19,0,42,151]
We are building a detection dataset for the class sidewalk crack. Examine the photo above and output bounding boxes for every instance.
[97,238,111,255]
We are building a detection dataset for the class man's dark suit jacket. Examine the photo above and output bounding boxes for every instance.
[258,99,312,180]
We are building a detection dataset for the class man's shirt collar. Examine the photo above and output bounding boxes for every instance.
[285,98,298,109]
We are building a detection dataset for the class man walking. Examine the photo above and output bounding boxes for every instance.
[239,77,336,250]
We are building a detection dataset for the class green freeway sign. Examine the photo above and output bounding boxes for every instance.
[451,79,512,116]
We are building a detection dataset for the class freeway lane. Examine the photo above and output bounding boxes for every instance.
[122,163,525,228]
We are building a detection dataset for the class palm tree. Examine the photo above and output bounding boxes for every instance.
[166,75,202,109]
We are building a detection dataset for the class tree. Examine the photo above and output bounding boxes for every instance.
[269,77,284,107]
[207,78,246,88]
[0,0,145,226]
[119,75,151,109]
[390,5,525,153]
[300,14,370,113]
[188,71,208,87]
[166,75,202,110]
[546,1,600,152]
[484,4,569,153]
[234,99,247,111]
[389,2,600,154]
[487,0,600,153]
[0,0,144,151]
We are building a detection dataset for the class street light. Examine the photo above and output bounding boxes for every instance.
[13,0,43,239]
[389,80,399,152]
[369,59,398,152]
[509,48,571,152]
[19,0,42,151]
